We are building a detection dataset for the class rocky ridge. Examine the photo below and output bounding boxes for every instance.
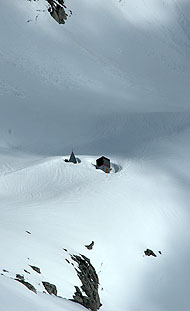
[71,254,102,311]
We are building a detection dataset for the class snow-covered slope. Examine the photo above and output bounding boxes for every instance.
[0,0,190,310]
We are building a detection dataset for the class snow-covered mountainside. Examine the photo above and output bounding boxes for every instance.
[0,0,190,310]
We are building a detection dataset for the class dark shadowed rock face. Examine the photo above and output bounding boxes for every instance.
[144,249,157,257]
[42,281,57,296]
[85,241,94,250]
[71,254,102,311]
[16,274,25,281]
[29,265,41,273]
[46,0,68,24]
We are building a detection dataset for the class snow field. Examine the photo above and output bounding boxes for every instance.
[0,0,190,310]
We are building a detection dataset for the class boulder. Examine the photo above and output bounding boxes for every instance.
[16,274,24,281]
[29,265,41,274]
[144,249,157,257]
[42,281,57,296]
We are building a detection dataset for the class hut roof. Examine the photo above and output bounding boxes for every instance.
[69,151,77,164]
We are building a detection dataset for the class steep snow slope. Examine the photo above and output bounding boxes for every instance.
[1,0,190,154]
[0,0,190,311]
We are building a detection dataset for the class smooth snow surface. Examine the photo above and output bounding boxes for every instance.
[0,0,190,310]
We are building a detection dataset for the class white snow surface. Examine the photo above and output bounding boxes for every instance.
[0,0,190,310]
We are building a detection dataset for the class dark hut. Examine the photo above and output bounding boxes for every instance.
[69,151,77,164]
[96,156,110,173]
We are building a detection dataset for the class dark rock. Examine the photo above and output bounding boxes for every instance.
[29,0,72,25]
[71,254,102,311]
[26,231,31,234]
[2,269,8,273]
[24,269,30,274]
[65,259,70,264]
[85,241,94,250]
[29,265,41,274]
[63,248,68,252]
[16,274,25,281]
[158,250,162,255]
[42,281,57,296]
[144,249,157,257]
[47,0,68,24]
[16,279,36,293]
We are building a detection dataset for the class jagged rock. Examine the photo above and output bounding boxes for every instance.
[46,0,68,24]
[42,281,57,296]
[71,254,102,311]
[28,0,71,25]
[144,249,157,257]
[29,265,41,273]
[16,274,25,281]
[15,278,36,293]
[85,241,94,250]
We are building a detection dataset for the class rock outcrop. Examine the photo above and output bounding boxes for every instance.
[71,254,102,311]
[16,274,24,281]
[46,0,68,24]
[85,241,94,250]
[144,249,157,257]
[42,281,57,295]
[29,265,41,273]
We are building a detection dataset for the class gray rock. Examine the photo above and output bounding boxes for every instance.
[71,254,102,311]
[144,249,157,257]
[85,241,94,250]
[16,274,25,281]
[29,265,41,274]
[42,281,57,296]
